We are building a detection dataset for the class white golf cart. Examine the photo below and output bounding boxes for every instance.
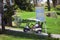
[23,18,42,33]
[23,26,42,33]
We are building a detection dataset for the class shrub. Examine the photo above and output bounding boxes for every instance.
[56,5,60,10]
[55,5,60,15]
[56,11,60,15]
[12,17,15,21]
[45,6,48,9]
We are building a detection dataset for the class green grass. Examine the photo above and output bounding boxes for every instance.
[0,29,60,40]
[0,34,34,40]
[0,31,50,40]
[15,10,60,34]
[46,16,60,34]
[16,11,36,19]
[0,33,59,40]
[0,30,42,40]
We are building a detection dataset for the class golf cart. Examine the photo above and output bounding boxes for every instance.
[23,24,42,33]
[23,23,42,33]
[23,19,43,33]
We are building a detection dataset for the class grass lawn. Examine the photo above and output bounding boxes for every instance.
[0,34,36,40]
[0,32,59,40]
[46,16,60,34]
[14,10,60,34]
[0,34,57,40]
[0,30,43,40]
[0,34,37,40]
[0,30,51,40]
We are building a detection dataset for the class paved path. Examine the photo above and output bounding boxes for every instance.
[0,26,60,38]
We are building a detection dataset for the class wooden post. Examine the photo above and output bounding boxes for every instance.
[0,0,5,32]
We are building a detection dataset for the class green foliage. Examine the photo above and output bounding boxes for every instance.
[12,17,15,21]
[55,5,60,15]
[56,11,60,15]
[0,34,60,40]
[15,0,34,11]
[4,5,14,18]
[56,5,60,10]
[45,6,48,9]
[3,4,15,26]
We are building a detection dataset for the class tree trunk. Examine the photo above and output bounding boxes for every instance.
[47,0,51,11]
[33,0,37,7]
[0,0,5,32]
[52,0,57,8]
[6,0,13,26]
[7,17,12,26]
[9,17,12,26]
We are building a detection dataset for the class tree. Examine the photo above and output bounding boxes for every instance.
[33,0,37,7]
[47,0,51,11]
[15,0,33,11]
[52,0,57,8]
[4,0,14,26]
[0,0,5,32]
[4,5,14,26]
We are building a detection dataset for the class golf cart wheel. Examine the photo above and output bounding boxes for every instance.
[24,29,27,32]
[37,30,41,33]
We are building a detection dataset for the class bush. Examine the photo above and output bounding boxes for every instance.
[12,17,15,21]
[45,6,48,9]
[56,11,60,15]
[55,5,60,15]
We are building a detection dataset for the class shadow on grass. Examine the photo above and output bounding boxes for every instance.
[0,29,59,40]
[0,29,48,40]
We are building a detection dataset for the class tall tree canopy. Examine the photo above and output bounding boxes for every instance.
[15,0,34,11]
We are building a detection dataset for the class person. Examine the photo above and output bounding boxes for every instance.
[31,22,43,33]
[34,22,43,32]
[31,24,35,29]
[38,22,43,32]
[38,22,43,28]
[34,23,39,28]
